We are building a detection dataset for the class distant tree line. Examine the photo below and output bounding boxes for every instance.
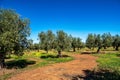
[86,33,120,52]
[30,31,120,56]
[37,30,85,57]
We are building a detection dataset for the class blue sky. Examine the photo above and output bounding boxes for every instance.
[0,0,120,43]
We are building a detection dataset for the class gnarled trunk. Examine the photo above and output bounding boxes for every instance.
[115,46,119,51]
[0,54,5,69]
[73,47,76,52]
[97,47,101,53]
[103,46,106,49]
[57,51,62,58]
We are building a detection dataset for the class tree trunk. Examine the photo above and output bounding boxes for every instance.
[104,46,106,49]
[115,46,119,51]
[57,51,62,58]
[0,54,5,69]
[97,47,101,53]
[73,47,76,52]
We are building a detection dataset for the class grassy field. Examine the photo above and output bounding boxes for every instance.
[96,53,120,70]
[91,52,120,80]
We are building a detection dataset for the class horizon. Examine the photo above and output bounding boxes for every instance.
[0,0,120,43]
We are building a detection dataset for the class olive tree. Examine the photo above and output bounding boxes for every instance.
[71,37,77,52]
[102,33,112,49]
[76,37,83,50]
[27,39,34,50]
[112,34,120,51]
[0,9,30,68]
[38,30,55,53]
[86,34,96,50]
[55,30,71,57]
[95,34,103,53]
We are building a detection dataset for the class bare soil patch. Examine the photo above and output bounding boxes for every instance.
[8,54,97,80]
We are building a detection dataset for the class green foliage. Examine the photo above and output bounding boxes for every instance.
[86,34,96,49]
[71,37,83,52]
[27,39,34,50]
[71,37,77,51]
[76,37,85,49]
[86,33,102,52]
[86,33,120,52]
[38,30,55,53]
[112,35,120,50]
[0,8,30,55]
[95,34,102,47]
[102,33,112,49]
[55,30,70,51]
[0,8,30,68]
[33,43,40,50]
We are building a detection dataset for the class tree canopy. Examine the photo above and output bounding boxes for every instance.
[38,30,55,53]
[86,33,120,53]
[0,8,30,68]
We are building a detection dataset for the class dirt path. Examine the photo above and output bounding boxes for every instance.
[8,54,97,80]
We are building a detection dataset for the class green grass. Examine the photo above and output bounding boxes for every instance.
[94,53,120,69]
[92,52,120,80]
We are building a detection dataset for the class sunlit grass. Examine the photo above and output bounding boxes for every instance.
[94,53,120,73]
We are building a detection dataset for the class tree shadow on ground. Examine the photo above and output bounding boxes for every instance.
[81,52,97,54]
[6,59,36,69]
[71,69,120,80]
[81,51,107,54]
[40,54,70,59]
